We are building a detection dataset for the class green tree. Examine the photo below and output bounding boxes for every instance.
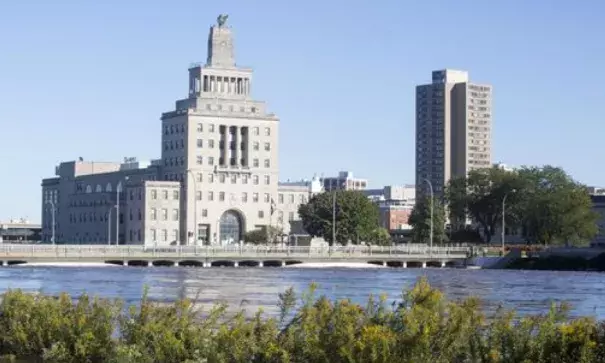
[243,226,283,245]
[367,227,392,246]
[446,166,522,243]
[298,190,380,245]
[516,166,598,246]
[408,196,447,244]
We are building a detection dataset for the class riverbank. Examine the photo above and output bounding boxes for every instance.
[0,278,603,362]
[505,253,605,271]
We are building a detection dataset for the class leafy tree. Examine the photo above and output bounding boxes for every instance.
[298,190,380,245]
[243,226,283,245]
[367,227,392,246]
[446,166,521,243]
[446,165,598,246]
[408,196,447,244]
[516,166,598,246]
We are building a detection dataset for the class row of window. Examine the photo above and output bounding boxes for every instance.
[190,191,308,204]
[149,229,179,242]
[149,208,179,221]
[149,189,179,200]
[197,124,270,137]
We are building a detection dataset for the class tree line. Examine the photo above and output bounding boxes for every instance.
[409,165,599,246]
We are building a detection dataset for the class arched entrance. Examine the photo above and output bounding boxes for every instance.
[219,210,243,245]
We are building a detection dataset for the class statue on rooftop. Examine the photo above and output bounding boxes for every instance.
[217,14,229,27]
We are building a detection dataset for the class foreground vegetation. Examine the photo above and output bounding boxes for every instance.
[1,279,605,362]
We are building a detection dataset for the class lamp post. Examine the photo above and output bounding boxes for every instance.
[423,178,434,256]
[186,170,197,246]
[115,177,129,245]
[501,189,517,254]
[107,205,115,245]
[332,191,337,249]
[45,200,56,245]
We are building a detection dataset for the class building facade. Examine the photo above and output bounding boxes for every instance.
[321,171,367,192]
[0,219,41,243]
[40,16,311,246]
[363,185,415,234]
[415,69,492,198]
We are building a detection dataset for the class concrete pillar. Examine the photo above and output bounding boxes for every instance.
[259,261,264,267]
[402,261,407,268]
[203,262,210,268]
[441,261,446,268]
[382,261,387,267]
[234,261,239,268]
[175,261,179,267]
[123,261,127,266]
[422,262,427,268]
[281,261,286,267]
[148,261,152,267]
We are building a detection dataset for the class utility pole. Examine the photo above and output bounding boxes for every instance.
[332,191,336,246]
[501,189,516,254]
[423,179,434,256]
[45,200,56,244]
[186,170,197,246]
[116,177,129,245]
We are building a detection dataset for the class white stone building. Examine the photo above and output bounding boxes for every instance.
[40,16,313,246]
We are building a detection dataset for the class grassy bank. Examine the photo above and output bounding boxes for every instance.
[0,279,604,363]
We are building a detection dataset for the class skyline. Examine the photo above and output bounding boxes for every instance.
[1,0,604,222]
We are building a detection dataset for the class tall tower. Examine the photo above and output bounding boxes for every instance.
[160,15,280,245]
[415,69,492,199]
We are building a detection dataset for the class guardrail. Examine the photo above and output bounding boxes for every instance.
[0,244,471,259]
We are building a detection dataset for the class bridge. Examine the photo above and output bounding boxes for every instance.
[0,245,471,268]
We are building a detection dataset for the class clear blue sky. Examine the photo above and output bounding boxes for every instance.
[1,0,604,222]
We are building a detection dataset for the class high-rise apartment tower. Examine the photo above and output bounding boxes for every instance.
[415,69,492,198]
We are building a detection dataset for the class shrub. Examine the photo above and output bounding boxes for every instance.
[0,278,603,362]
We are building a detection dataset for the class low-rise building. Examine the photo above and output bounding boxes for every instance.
[321,171,367,191]
[0,219,41,243]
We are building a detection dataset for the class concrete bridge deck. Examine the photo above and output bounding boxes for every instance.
[0,245,471,268]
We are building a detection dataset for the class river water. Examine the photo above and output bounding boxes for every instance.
[0,265,604,320]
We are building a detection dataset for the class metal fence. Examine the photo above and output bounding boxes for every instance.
[0,244,471,259]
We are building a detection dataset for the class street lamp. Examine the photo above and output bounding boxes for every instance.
[45,200,56,244]
[107,205,115,245]
[332,191,336,247]
[115,176,129,245]
[423,178,434,255]
[186,169,197,246]
[501,189,517,254]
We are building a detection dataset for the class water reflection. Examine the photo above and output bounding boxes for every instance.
[0,266,604,319]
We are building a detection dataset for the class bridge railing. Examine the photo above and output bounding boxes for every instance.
[0,244,471,259]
